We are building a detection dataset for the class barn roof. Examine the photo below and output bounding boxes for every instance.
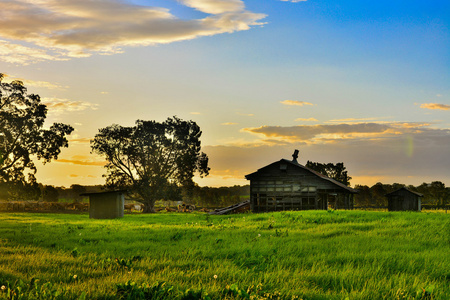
[80,190,127,196]
[385,187,423,197]
[245,159,358,194]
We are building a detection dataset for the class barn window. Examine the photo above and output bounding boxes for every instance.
[280,164,287,170]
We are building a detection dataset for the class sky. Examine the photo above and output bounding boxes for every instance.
[0,0,449,188]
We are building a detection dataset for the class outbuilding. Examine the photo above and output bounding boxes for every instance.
[245,151,358,212]
[81,190,126,219]
[386,187,422,212]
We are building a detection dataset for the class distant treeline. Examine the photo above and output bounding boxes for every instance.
[0,182,102,203]
[354,181,449,208]
[0,181,249,208]
[183,185,250,208]
[1,181,448,209]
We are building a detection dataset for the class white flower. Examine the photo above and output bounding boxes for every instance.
[213,275,218,279]
[258,234,261,237]
[73,275,77,279]
[1,285,6,291]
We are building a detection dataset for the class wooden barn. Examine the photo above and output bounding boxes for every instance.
[82,190,126,219]
[245,151,357,212]
[386,187,422,212]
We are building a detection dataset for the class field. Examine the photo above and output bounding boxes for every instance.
[0,210,449,300]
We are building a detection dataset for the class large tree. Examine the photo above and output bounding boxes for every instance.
[0,73,74,185]
[91,117,210,212]
[305,161,352,186]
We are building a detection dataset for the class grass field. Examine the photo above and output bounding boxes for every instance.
[0,210,449,299]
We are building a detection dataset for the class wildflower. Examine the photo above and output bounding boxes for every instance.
[213,275,218,279]
[1,285,6,291]
[258,234,261,237]
[73,275,77,280]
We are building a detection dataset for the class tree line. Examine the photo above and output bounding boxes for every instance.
[354,181,449,208]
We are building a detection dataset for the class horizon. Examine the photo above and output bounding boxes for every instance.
[1,0,449,188]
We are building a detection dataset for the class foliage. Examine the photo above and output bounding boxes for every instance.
[0,73,74,186]
[0,211,448,299]
[305,161,352,186]
[41,185,59,202]
[91,116,209,212]
[186,185,250,208]
[354,181,449,208]
[0,278,85,300]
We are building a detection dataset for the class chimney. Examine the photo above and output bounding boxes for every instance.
[292,149,299,163]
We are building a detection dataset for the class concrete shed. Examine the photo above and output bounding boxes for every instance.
[82,190,126,219]
[386,187,423,212]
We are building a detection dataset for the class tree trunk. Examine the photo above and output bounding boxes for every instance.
[141,197,156,213]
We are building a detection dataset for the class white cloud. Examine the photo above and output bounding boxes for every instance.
[0,0,266,64]
[178,0,245,14]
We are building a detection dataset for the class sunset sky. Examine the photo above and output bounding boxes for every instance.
[1,0,449,188]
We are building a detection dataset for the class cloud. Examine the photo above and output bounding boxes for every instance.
[222,122,238,125]
[241,122,438,145]
[2,73,67,89]
[281,100,314,106]
[198,123,450,187]
[0,0,266,64]
[0,40,69,65]
[237,112,254,116]
[41,97,99,114]
[295,118,318,122]
[190,112,202,115]
[56,157,106,166]
[179,0,245,14]
[420,103,450,111]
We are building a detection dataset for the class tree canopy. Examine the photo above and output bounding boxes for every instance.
[0,73,74,184]
[91,117,209,212]
[306,161,352,186]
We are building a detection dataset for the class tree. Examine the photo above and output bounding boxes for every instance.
[305,161,352,186]
[0,73,74,185]
[70,184,87,203]
[91,117,210,212]
[42,185,59,202]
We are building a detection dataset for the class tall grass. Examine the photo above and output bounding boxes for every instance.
[0,210,449,299]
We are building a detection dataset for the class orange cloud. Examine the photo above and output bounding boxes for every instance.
[69,138,92,144]
[56,159,106,167]
[420,103,450,111]
[281,100,314,106]
[241,122,438,144]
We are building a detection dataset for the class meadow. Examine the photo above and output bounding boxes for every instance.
[0,210,449,299]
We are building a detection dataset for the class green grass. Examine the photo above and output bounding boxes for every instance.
[0,210,449,299]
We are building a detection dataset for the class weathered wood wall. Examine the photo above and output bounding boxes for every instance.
[248,161,354,212]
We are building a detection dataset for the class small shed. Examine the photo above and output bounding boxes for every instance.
[245,151,358,212]
[386,187,422,212]
[81,190,126,219]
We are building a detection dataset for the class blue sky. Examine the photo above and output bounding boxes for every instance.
[0,0,449,187]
